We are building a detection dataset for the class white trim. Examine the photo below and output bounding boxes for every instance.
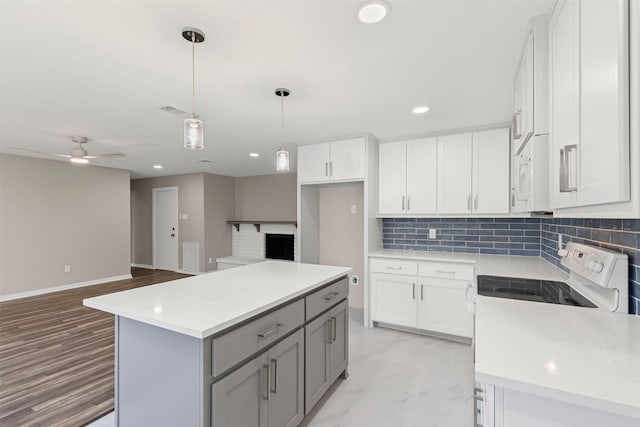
[0,274,133,302]
[152,186,179,271]
[131,263,154,269]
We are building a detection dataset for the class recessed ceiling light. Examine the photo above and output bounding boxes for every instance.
[357,0,391,24]
[249,153,260,158]
[412,106,430,114]
[153,164,163,169]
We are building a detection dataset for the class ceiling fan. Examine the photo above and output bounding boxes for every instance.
[7,136,125,164]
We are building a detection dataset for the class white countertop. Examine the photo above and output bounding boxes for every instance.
[84,261,351,339]
[369,249,568,282]
[475,296,640,419]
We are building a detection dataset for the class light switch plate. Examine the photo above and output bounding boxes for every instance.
[350,204,357,214]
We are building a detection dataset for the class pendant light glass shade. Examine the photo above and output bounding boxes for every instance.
[276,147,290,172]
[184,116,204,150]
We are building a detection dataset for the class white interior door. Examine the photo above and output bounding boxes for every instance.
[154,187,178,271]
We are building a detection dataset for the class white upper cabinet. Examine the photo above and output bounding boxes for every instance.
[549,0,630,209]
[297,138,365,184]
[473,129,511,214]
[378,141,407,214]
[513,33,535,155]
[378,137,437,215]
[406,138,437,214]
[437,133,473,214]
[437,130,510,215]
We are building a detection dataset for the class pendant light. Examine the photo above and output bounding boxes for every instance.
[275,88,290,172]
[182,27,205,150]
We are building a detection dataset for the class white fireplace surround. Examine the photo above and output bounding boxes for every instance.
[232,223,297,261]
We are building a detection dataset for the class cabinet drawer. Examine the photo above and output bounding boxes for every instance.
[418,261,474,281]
[306,277,349,321]
[211,299,304,377]
[370,258,418,276]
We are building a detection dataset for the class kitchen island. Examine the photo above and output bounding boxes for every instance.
[84,261,352,427]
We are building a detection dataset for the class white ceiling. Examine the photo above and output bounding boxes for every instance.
[0,0,554,179]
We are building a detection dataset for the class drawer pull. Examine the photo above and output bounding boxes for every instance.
[385,266,402,271]
[258,323,283,339]
[436,270,456,275]
[324,292,340,301]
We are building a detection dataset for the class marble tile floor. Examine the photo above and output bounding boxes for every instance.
[88,310,474,427]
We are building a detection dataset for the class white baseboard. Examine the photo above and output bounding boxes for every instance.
[131,263,154,269]
[175,269,202,275]
[0,274,133,302]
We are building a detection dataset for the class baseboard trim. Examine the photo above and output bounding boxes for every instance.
[175,269,202,275]
[0,274,133,302]
[131,263,154,269]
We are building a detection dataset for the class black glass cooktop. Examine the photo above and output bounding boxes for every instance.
[477,275,597,308]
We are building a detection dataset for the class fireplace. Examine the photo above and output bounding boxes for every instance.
[265,233,294,261]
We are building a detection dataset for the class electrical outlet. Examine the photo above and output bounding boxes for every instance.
[428,229,437,239]
[209,258,213,264]
[350,204,357,214]
[64,265,71,273]
[351,275,359,286]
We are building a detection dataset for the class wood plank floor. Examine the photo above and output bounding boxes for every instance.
[0,268,190,427]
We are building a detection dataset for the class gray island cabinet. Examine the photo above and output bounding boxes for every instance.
[84,261,351,427]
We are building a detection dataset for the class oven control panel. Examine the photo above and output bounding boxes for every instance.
[560,242,627,288]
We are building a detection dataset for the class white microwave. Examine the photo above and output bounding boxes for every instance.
[511,135,549,213]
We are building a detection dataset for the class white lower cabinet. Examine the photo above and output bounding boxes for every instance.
[417,279,473,337]
[475,382,639,427]
[370,257,473,338]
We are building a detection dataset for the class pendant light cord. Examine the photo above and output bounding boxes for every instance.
[192,32,195,117]
[280,91,285,149]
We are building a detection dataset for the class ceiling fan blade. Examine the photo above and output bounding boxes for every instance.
[84,153,125,159]
[5,147,71,158]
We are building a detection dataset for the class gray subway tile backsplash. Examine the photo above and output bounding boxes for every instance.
[382,217,640,315]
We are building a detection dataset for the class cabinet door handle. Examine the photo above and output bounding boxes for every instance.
[324,292,339,301]
[511,187,516,207]
[407,195,411,211]
[467,194,471,211]
[559,145,578,192]
[326,318,333,344]
[331,316,337,342]
[261,364,271,400]
[421,284,424,300]
[270,359,278,394]
[258,323,283,339]
[330,161,333,177]
[513,109,522,140]
[474,194,478,210]
[402,195,405,211]
[325,162,328,177]
[412,283,416,299]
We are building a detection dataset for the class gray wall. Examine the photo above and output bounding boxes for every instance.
[0,154,130,297]
[234,173,297,221]
[131,172,235,272]
[131,174,205,270]
[204,173,235,271]
[319,185,364,309]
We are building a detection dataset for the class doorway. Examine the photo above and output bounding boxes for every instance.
[153,187,178,271]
